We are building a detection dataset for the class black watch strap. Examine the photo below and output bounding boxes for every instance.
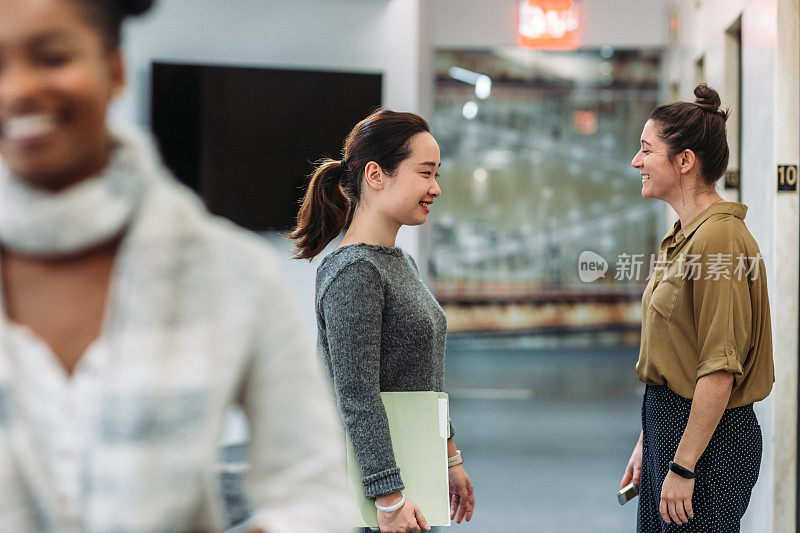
[668,461,695,479]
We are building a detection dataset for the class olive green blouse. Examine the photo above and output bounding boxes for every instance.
[636,202,774,408]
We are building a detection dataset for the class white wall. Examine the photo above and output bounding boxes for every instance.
[113,0,434,343]
[115,0,428,265]
[431,0,670,49]
[116,0,423,125]
[665,1,798,531]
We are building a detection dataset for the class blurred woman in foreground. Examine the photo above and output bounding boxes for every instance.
[0,1,348,531]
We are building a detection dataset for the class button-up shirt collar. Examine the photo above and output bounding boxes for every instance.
[662,201,748,250]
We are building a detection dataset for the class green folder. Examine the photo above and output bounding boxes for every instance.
[346,391,451,527]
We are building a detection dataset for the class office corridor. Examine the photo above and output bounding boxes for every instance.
[444,337,642,531]
[221,335,767,532]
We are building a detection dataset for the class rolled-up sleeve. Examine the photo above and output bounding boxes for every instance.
[320,260,404,498]
[690,225,751,382]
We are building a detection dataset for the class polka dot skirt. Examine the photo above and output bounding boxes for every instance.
[638,385,762,532]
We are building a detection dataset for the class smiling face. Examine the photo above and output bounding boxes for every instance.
[376,131,442,227]
[0,0,124,190]
[631,119,681,202]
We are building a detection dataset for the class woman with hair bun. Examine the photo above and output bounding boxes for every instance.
[621,84,774,531]
[0,1,349,531]
[291,108,475,533]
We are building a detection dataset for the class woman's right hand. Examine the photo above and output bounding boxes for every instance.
[620,430,644,489]
[376,492,430,532]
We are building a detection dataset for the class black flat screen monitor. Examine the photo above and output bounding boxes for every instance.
[151,62,382,231]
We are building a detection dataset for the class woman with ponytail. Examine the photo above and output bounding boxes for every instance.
[291,109,475,533]
[621,84,773,531]
[0,1,348,531]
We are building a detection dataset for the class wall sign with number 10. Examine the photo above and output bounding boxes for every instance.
[777,164,798,191]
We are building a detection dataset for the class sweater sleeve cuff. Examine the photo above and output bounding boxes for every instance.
[363,467,405,499]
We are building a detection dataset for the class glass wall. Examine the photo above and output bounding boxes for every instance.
[432,47,665,531]
[430,48,663,344]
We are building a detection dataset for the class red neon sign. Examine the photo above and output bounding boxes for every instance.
[518,0,581,50]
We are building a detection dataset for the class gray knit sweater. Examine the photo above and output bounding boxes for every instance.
[315,243,448,498]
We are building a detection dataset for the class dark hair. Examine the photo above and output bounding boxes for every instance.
[289,108,430,260]
[649,84,729,187]
[73,0,155,50]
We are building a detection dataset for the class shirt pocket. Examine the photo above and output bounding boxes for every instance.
[649,276,683,322]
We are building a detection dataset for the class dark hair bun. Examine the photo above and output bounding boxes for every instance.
[694,83,723,112]
[117,0,155,16]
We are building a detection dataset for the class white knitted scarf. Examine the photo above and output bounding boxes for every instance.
[0,132,152,258]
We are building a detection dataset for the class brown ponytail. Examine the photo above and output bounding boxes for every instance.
[290,108,430,260]
[289,159,351,260]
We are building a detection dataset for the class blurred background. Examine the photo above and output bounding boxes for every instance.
[430,47,660,341]
[116,1,797,531]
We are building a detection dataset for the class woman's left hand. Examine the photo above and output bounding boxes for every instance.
[659,470,694,525]
[448,465,475,524]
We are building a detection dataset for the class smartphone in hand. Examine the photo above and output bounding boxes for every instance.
[617,482,639,505]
